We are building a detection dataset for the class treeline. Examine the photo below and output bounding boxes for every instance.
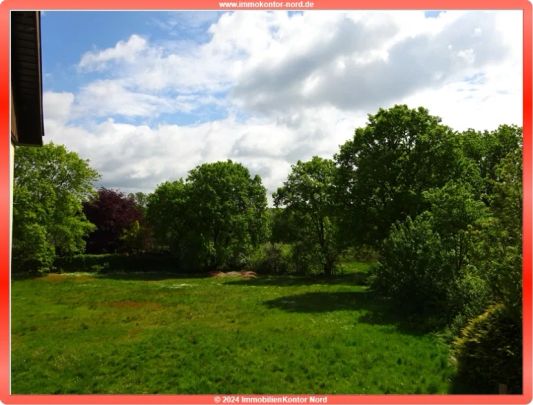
[12,105,522,393]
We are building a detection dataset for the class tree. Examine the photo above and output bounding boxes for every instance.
[147,161,268,270]
[186,160,268,269]
[373,181,488,323]
[128,192,149,212]
[83,188,142,253]
[12,143,99,272]
[146,180,189,256]
[472,148,522,319]
[335,105,469,247]
[452,145,523,394]
[274,156,339,276]
[459,125,522,200]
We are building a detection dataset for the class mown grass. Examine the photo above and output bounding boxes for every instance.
[11,264,455,394]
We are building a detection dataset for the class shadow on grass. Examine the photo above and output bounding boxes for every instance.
[226,272,369,287]
[263,290,434,335]
[11,272,43,281]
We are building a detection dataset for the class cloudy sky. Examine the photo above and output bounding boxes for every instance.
[41,10,522,196]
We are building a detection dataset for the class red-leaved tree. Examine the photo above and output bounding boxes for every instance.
[83,188,142,253]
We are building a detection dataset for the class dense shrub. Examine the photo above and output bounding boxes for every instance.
[54,254,181,274]
[447,270,492,334]
[250,242,337,276]
[249,243,293,274]
[338,245,378,263]
[12,223,55,273]
[453,303,522,393]
[372,213,450,317]
[288,241,328,275]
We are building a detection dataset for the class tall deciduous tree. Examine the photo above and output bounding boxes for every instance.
[146,180,189,256]
[147,161,268,270]
[335,105,469,247]
[274,156,339,276]
[13,143,99,272]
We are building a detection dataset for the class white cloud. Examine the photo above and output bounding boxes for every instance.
[43,91,74,123]
[44,103,361,195]
[233,11,513,114]
[43,10,522,197]
[78,34,147,71]
[75,80,174,118]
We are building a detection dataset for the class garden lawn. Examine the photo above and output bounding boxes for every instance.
[11,265,454,394]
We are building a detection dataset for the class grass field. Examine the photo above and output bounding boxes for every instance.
[11,263,455,394]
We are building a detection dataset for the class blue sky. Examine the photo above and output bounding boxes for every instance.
[42,11,226,126]
[41,10,522,195]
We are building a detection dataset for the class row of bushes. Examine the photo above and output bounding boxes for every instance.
[250,242,336,275]
[54,253,181,274]
[52,242,342,276]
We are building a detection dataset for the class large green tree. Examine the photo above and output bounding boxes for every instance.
[335,105,470,247]
[146,180,189,257]
[147,160,268,270]
[13,143,99,272]
[274,156,339,276]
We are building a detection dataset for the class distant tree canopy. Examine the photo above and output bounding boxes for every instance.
[147,160,268,270]
[13,143,99,272]
[83,188,143,254]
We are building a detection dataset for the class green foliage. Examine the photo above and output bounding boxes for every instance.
[120,220,152,254]
[249,242,293,274]
[374,181,489,323]
[373,213,449,318]
[147,161,268,270]
[452,303,522,393]
[422,181,488,276]
[186,160,268,269]
[146,180,188,255]
[54,253,180,274]
[459,125,522,199]
[335,105,469,246]
[13,144,99,272]
[274,157,340,276]
[447,270,492,335]
[471,149,522,320]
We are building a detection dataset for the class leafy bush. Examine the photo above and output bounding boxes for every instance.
[453,303,522,393]
[372,213,450,318]
[373,181,491,325]
[54,254,181,274]
[11,223,54,273]
[448,269,492,334]
[250,243,293,274]
[250,242,335,275]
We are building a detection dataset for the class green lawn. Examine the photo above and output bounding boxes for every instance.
[11,265,455,394]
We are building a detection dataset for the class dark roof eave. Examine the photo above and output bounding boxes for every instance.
[11,11,44,146]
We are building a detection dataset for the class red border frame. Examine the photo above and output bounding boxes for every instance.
[1,1,531,404]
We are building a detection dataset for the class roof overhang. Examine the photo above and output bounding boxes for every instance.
[11,11,44,146]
